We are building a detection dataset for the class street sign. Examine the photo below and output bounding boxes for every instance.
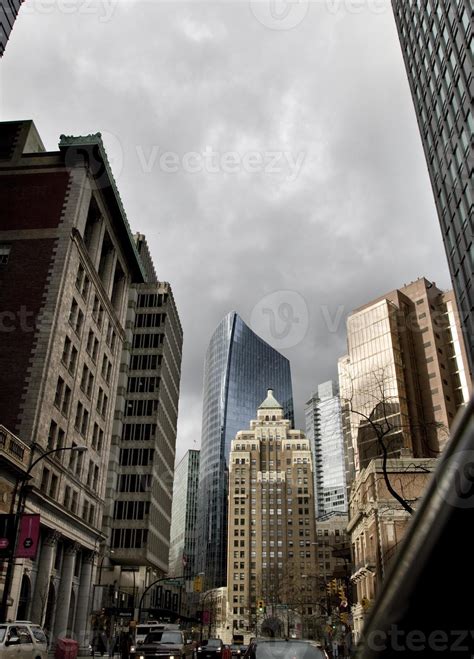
[163,579,182,586]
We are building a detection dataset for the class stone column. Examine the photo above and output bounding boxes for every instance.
[53,543,78,639]
[30,532,60,625]
[102,248,117,298]
[86,214,105,270]
[74,551,96,652]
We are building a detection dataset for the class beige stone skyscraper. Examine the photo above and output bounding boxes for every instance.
[227,390,317,641]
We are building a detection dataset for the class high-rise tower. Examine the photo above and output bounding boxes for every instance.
[305,381,347,518]
[391,0,473,373]
[197,312,294,589]
[0,0,23,56]
[168,449,200,578]
[227,390,317,640]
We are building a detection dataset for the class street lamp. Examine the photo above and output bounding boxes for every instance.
[199,590,214,642]
[137,575,184,623]
[0,443,88,622]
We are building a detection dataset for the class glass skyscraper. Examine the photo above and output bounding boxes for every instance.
[197,312,294,589]
[305,381,347,519]
[391,0,473,374]
[168,449,200,578]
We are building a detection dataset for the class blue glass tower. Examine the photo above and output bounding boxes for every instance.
[197,312,294,589]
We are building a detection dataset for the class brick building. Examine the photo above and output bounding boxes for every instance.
[0,120,145,645]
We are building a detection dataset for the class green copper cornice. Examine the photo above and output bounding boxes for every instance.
[59,132,147,283]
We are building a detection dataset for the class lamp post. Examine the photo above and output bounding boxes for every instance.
[199,590,214,643]
[137,575,182,623]
[0,444,87,622]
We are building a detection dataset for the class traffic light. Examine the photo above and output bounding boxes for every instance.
[194,576,203,593]
[257,599,265,613]
[331,579,338,594]
[338,585,345,601]
[326,582,331,595]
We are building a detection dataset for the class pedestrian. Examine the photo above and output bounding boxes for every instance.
[120,631,133,659]
[332,640,339,658]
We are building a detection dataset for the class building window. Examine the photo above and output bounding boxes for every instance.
[75,263,90,299]
[96,388,108,418]
[69,298,84,335]
[49,474,58,499]
[40,468,50,493]
[0,244,11,265]
[54,377,71,415]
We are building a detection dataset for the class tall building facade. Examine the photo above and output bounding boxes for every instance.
[101,233,183,612]
[391,0,473,372]
[0,0,23,56]
[338,277,470,486]
[168,449,200,578]
[226,391,317,641]
[305,381,347,518]
[315,511,349,585]
[197,312,294,590]
[0,120,145,643]
[338,277,470,637]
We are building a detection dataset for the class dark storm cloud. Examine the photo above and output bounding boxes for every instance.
[1,0,449,459]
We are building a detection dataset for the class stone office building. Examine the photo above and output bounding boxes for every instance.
[0,120,145,645]
[227,390,317,642]
[100,233,183,616]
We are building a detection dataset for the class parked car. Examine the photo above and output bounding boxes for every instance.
[196,638,224,659]
[0,621,48,659]
[308,642,329,659]
[243,639,326,659]
[130,629,194,659]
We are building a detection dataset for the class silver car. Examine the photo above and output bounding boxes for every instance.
[0,622,48,659]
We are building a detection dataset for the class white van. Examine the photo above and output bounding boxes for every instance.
[0,622,48,659]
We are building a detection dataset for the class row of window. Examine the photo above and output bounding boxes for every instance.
[137,293,168,308]
[113,500,150,520]
[129,353,162,371]
[234,442,309,451]
[127,376,160,393]
[111,528,148,549]
[132,332,164,350]
[119,448,154,467]
[122,423,156,441]
[117,474,152,492]
[48,418,103,458]
[135,312,166,328]
[124,399,158,417]
[40,467,95,524]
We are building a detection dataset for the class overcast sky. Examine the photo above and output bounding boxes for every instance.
[1,0,450,461]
